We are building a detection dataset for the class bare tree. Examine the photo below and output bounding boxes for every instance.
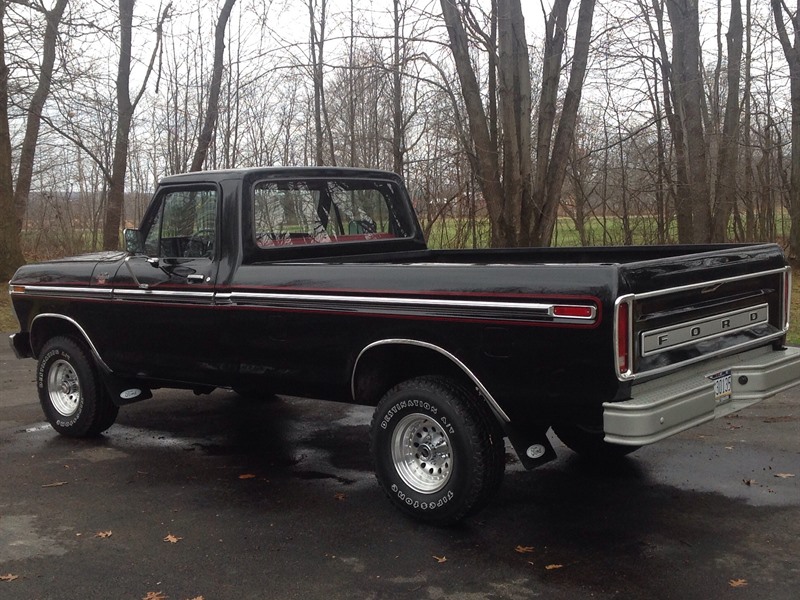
[0,0,68,279]
[665,0,711,243]
[530,0,597,246]
[439,0,520,247]
[440,0,595,247]
[711,0,743,242]
[772,0,800,259]
[102,0,170,250]
[0,2,18,279]
[190,0,236,172]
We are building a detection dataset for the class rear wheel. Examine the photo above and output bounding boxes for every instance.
[370,376,505,524]
[552,422,640,460]
[37,336,119,437]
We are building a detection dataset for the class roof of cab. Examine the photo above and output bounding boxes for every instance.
[157,166,401,185]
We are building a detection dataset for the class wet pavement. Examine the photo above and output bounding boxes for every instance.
[1,338,799,600]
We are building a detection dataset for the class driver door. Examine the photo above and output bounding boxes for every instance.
[108,184,222,383]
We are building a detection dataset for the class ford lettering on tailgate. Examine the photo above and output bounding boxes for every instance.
[641,304,769,356]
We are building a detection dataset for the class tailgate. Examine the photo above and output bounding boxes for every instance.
[615,243,790,381]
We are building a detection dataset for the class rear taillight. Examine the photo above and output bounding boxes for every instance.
[615,298,631,377]
[553,305,595,319]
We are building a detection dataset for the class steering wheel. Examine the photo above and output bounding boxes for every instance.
[184,228,215,257]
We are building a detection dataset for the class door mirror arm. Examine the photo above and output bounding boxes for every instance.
[123,256,150,290]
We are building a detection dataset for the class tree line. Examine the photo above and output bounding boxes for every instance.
[1,0,799,279]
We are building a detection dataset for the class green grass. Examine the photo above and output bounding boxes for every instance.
[0,292,17,332]
[790,268,800,346]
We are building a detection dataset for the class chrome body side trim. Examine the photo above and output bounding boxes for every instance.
[11,285,112,298]
[227,291,597,325]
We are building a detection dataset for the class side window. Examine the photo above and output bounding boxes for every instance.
[144,187,217,258]
[252,179,407,247]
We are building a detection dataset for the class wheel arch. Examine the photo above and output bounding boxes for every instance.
[351,339,510,424]
[30,314,110,372]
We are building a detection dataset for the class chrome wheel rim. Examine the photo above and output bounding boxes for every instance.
[47,359,81,417]
[391,413,453,494]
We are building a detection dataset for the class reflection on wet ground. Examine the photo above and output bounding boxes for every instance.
[1,389,798,599]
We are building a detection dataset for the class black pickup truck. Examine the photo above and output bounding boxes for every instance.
[8,167,800,523]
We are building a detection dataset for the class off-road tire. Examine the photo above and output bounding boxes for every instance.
[370,376,505,524]
[37,336,119,437]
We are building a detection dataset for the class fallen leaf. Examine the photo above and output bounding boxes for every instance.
[41,481,68,488]
[334,492,346,501]
[142,593,167,600]
[743,479,755,486]
[774,473,795,479]
[515,545,535,554]
[545,564,563,570]
[163,534,183,544]
[432,555,447,564]
[725,446,734,450]
[0,574,19,582]
[94,531,113,539]
[729,579,748,588]
[238,474,256,480]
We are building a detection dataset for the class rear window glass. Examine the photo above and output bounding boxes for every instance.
[252,179,412,247]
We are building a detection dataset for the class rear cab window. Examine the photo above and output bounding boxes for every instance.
[251,178,414,250]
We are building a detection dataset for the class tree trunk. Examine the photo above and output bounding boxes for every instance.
[1,1,68,278]
[190,0,237,172]
[530,0,569,245]
[530,0,596,246]
[498,0,532,245]
[392,0,404,177]
[13,0,68,226]
[772,0,800,259]
[643,0,693,242]
[439,0,505,245]
[103,0,136,251]
[103,0,169,250]
[711,0,743,242]
[666,0,711,243]
[0,3,22,279]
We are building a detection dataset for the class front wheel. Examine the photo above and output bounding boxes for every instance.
[37,336,119,437]
[370,376,505,524]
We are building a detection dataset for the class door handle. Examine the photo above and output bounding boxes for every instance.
[186,274,206,284]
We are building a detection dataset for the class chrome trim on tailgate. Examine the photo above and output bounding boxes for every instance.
[641,303,769,356]
[603,345,800,446]
[616,266,791,382]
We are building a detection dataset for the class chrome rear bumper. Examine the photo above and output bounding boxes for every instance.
[603,345,800,446]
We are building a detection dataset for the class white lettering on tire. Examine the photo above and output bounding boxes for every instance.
[380,400,439,429]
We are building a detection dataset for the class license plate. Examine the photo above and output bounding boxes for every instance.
[711,370,732,402]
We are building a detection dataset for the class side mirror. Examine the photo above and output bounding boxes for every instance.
[123,228,145,254]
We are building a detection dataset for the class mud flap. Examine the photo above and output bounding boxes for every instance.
[503,423,557,470]
[98,370,153,406]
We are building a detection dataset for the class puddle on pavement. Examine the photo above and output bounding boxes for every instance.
[0,515,70,563]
